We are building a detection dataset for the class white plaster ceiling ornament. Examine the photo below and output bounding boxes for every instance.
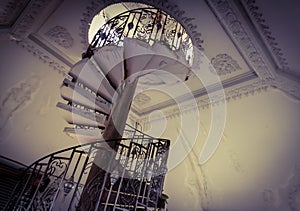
[133,93,151,106]
[45,26,74,48]
[208,0,300,100]
[210,53,241,75]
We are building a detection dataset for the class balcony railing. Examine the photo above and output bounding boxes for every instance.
[85,7,194,65]
[5,125,170,210]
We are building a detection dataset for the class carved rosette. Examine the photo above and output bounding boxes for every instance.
[210,53,241,75]
[45,26,74,48]
[134,93,151,106]
[208,0,300,100]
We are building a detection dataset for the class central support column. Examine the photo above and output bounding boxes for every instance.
[78,78,138,210]
[103,78,139,147]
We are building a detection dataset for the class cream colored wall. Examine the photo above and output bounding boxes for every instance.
[143,88,300,211]
[0,40,74,165]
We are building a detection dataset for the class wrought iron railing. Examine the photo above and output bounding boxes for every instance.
[85,7,194,64]
[5,126,170,211]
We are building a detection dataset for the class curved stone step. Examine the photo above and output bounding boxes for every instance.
[63,127,104,143]
[149,41,190,81]
[93,45,124,90]
[59,38,191,142]
[57,102,106,128]
[61,79,111,115]
[68,58,115,103]
[123,38,155,80]
[123,38,190,81]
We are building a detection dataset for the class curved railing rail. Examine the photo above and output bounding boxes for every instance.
[0,155,28,169]
[5,131,170,211]
[85,7,194,65]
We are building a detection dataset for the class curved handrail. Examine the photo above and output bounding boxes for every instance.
[0,155,28,169]
[24,122,167,172]
[125,123,154,138]
[22,139,120,172]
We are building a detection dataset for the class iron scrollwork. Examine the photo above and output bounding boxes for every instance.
[88,7,194,65]
[6,127,170,210]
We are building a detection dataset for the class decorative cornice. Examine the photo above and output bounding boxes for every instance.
[80,0,204,51]
[0,0,30,27]
[12,38,68,76]
[270,77,300,99]
[138,79,269,124]
[241,0,289,71]
[11,0,51,39]
[45,25,74,49]
[132,71,257,116]
[206,0,300,100]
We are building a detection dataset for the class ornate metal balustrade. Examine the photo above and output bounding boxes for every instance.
[5,125,170,211]
[85,7,194,64]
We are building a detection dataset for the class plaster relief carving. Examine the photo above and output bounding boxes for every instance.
[242,0,289,71]
[209,0,273,81]
[208,0,300,100]
[210,53,241,75]
[0,76,40,141]
[0,0,29,26]
[133,93,151,106]
[45,26,74,48]
[12,39,68,76]
[11,0,50,39]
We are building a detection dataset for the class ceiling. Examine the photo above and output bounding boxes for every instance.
[1,0,299,117]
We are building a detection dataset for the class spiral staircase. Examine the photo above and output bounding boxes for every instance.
[5,7,195,211]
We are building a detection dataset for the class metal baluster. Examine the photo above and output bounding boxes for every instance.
[133,142,152,210]
[68,145,93,210]
[132,11,143,38]
[26,162,46,209]
[46,152,74,210]
[13,163,38,209]
[112,143,130,210]
[94,143,118,211]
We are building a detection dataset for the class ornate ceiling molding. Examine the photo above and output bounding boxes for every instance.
[206,0,300,100]
[0,0,68,76]
[11,38,68,76]
[0,0,30,27]
[241,0,289,72]
[80,0,204,51]
[10,0,51,39]
[206,0,274,81]
[132,71,257,116]
[0,0,72,75]
[137,79,270,124]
